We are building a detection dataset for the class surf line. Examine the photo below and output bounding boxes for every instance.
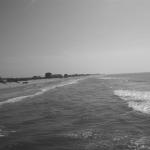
[0,78,84,106]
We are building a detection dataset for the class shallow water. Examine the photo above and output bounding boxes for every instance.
[1,74,150,149]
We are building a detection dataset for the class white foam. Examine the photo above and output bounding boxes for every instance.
[0,78,83,106]
[0,95,33,105]
[114,90,150,114]
[114,90,150,101]
[128,101,150,114]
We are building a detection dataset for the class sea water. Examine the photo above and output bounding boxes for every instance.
[1,74,150,149]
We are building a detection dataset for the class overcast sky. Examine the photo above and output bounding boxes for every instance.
[1,0,150,77]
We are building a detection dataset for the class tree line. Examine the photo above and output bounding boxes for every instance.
[0,72,91,83]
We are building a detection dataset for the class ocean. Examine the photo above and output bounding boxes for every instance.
[1,73,150,149]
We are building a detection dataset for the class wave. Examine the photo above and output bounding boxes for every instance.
[0,78,83,106]
[114,90,150,114]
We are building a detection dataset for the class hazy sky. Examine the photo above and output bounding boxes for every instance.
[1,0,150,77]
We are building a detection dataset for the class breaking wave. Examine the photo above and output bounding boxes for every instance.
[114,90,150,114]
[0,78,83,106]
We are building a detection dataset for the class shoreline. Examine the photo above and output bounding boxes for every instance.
[0,76,92,90]
[0,78,61,90]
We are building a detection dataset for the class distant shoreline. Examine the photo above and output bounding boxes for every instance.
[0,78,60,90]
[0,75,95,90]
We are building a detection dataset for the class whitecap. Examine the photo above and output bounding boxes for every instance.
[114,90,150,114]
[114,90,150,101]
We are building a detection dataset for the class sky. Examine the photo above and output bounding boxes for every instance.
[1,0,150,77]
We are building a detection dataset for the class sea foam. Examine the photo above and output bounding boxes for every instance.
[0,78,83,106]
[114,90,150,114]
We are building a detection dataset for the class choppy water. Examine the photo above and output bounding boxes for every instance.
[1,74,150,149]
